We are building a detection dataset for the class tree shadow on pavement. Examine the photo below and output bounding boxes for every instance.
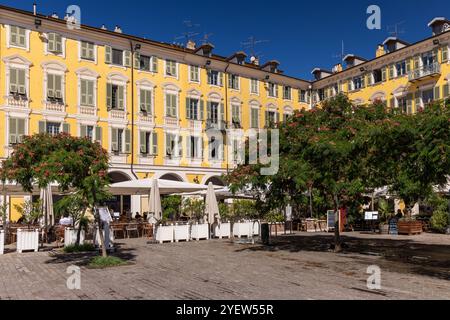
[234,233,450,281]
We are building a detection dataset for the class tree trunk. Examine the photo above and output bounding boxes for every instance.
[76,210,86,246]
[334,194,342,253]
[96,210,108,258]
[309,186,314,218]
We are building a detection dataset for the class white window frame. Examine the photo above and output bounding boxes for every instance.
[164,59,179,79]
[76,67,100,110]
[110,126,128,154]
[189,65,200,83]
[283,86,292,101]
[165,131,182,159]
[137,79,156,116]
[4,55,32,102]
[42,61,67,105]
[43,32,66,58]
[250,79,259,95]
[229,74,240,91]
[5,115,29,149]
[250,101,261,129]
[163,84,181,119]
[107,72,129,112]
[267,83,278,98]
[78,40,97,64]
[6,25,31,51]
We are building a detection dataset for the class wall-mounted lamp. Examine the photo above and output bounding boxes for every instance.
[433,39,440,45]
[34,18,42,29]
[134,43,141,51]
[265,75,270,81]
[360,67,366,72]
[206,60,212,66]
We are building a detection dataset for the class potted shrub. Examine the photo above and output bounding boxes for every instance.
[378,199,391,234]
[14,200,42,253]
[398,217,423,235]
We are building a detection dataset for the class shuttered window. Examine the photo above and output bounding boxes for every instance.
[9,118,26,145]
[190,66,200,82]
[80,79,95,106]
[165,93,178,117]
[9,68,26,96]
[107,84,125,110]
[140,131,159,156]
[251,79,259,94]
[442,46,449,63]
[111,128,130,153]
[48,33,63,54]
[140,89,152,113]
[10,25,26,48]
[47,74,63,101]
[81,41,95,60]
[251,108,259,128]
[443,83,450,98]
[165,60,177,77]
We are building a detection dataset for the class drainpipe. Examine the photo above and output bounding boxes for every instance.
[224,64,231,175]
[129,41,138,180]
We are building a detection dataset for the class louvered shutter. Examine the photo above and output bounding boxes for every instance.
[152,57,158,73]
[200,100,204,120]
[111,128,118,152]
[63,123,70,134]
[443,84,450,98]
[406,93,413,115]
[47,74,54,98]
[55,75,63,99]
[95,126,102,144]
[38,121,46,134]
[434,86,440,100]
[152,132,158,156]
[220,103,225,127]
[124,51,132,67]
[9,118,17,144]
[125,129,131,153]
[10,69,18,93]
[80,125,87,138]
[106,84,112,109]
[140,131,147,154]
[442,46,449,62]
[17,69,26,95]
[178,135,183,157]
[134,52,140,68]
[87,80,94,106]
[118,86,124,110]
[81,79,87,105]
[186,98,191,119]
[48,33,56,52]
[105,46,112,64]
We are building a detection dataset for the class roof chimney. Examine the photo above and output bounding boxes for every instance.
[382,37,409,53]
[428,17,450,36]
[261,60,280,73]
[186,40,196,50]
[311,68,332,80]
[194,43,214,57]
[51,12,59,19]
[332,63,342,73]
[376,44,386,58]
[227,51,247,65]
[101,24,107,30]
[250,56,260,66]
[114,26,122,33]
[33,3,37,16]
[343,54,367,69]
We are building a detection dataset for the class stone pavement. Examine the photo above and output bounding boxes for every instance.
[0,232,449,300]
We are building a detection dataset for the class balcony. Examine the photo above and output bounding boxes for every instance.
[138,112,154,125]
[79,105,97,116]
[45,99,65,113]
[206,119,227,132]
[109,109,127,121]
[6,94,28,108]
[409,63,441,83]
[188,119,203,131]
[164,117,179,127]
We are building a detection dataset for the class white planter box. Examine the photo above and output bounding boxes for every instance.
[174,224,190,242]
[156,225,174,243]
[64,228,86,247]
[191,223,209,241]
[0,230,4,255]
[253,220,261,236]
[213,222,231,239]
[94,226,115,249]
[233,222,253,238]
[17,229,39,253]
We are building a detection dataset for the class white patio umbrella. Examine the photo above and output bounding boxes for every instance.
[148,179,162,221]
[109,178,212,196]
[205,182,220,224]
[177,187,254,200]
[40,184,55,230]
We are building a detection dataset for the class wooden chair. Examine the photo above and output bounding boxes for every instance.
[125,224,139,238]
[111,224,126,239]
[55,226,65,248]
[142,224,154,239]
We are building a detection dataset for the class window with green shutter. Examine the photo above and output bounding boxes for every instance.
[251,108,259,128]
[80,79,95,106]
[166,93,178,117]
[443,84,450,98]
[151,56,158,73]
[81,41,95,60]
[111,128,119,152]
[47,74,63,102]
[434,86,440,101]
[107,84,125,110]
[48,33,63,54]
[123,50,132,68]
[125,129,131,153]
[442,46,449,63]
[140,89,152,113]
[9,118,26,145]
[381,67,387,82]
[166,60,177,77]
[190,66,200,82]
[10,25,26,48]
[9,68,26,96]
[95,126,102,144]
[105,45,112,64]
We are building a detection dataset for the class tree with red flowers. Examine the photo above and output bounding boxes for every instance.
[2,133,111,256]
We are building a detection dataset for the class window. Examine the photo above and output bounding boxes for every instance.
[228,74,239,90]
[165,133,182,158]
[396,60,407,77]
[112,48,123,65]
[165,60,178,77]
[139,55,158,72]
[251,108,259,128]
[140,89,152,113]
[422,89,434,105]
[186,98,200,120]
[189,66,200,82]
[47,74,63,103]
[397,97,408,114]
[111,128,131,154]
[373,69,383,84]
[9,118,26,145]
[299,90,307,103]
[47,122,61,136]
[80,41,95,61]
[10,25,26,48]
[140,131,158,156]
[442,45,449,63]
[422,51,437,67]
[47,33,63,54]
[209,136,223,160]
[381,67,387,82]
[208,102,220,125]
[250,79,259,94]
[165,93,178,118]
[231,104,241,127]
[9,68,26,97]
[80,79,95,106]
[283,86,292,100]
[80,125,95,141]
[187,136,201,159]
[107,84,125,110]
[265,110,278,127]
[207,70,223,86]
[268,83,278,98]
[353,76,365,90]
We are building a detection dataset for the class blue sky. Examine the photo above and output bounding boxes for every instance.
[2,0,447,80]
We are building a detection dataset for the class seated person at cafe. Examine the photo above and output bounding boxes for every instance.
[135,212,142,220]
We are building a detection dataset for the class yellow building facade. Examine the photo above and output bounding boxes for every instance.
[0,5,310,219]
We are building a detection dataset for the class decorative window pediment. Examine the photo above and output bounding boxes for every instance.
[107,72,129,83]
[76,67,100,79]
[3,54,32,67]
[41,60,67,73]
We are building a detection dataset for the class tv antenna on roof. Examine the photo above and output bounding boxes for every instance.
[201,32,214,44]
[241,36,269,58]
[332,40,346,63]
[174,19,201,44]
[387,21,406,38]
